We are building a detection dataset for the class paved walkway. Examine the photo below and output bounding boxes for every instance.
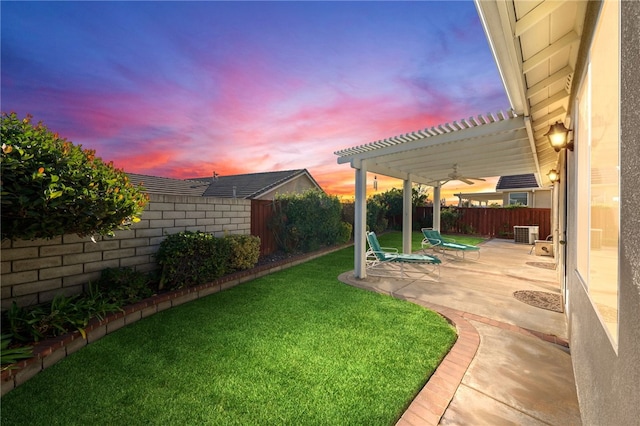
[338,239,581,425]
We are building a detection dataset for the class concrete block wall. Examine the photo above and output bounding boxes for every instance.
[0,194,251,309]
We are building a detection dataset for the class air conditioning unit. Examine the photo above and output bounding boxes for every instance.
[514,226,539,244]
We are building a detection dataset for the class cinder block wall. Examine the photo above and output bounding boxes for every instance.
[1,194,251,309]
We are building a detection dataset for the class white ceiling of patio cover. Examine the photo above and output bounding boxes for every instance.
[335,110,537,186]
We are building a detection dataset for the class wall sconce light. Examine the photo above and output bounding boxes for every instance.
[545,121,574,152]
[547,169,560,183]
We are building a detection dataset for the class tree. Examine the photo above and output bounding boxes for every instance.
[371,185,430,214]
[1,112,148,241]
[367,185,431,231]
[412,184,430,206]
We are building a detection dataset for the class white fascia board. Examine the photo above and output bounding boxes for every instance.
[338,115,525,166]
[474,0,529,115]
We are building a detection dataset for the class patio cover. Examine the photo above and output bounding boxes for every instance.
[455,192,504,206]
[335,0,587,278]
[335,110,537,185]
[335,110,540,278]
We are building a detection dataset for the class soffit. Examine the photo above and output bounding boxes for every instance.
[476,0,588,185]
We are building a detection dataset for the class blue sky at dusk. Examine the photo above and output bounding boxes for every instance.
[2,1,508,198]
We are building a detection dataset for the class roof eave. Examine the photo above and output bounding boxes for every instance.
[474,0,529,116]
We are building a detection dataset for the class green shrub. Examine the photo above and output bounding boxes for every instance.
[226,234,260,271]
[2,302,34,343]
[94,267,153,305]
[155,231,232,291]
[368,186,430,231]
[337,221,352,244]
[416,212,433,231]
[504,203,526,209]
[271,190,346,253]
[0,112,148,241]
[460,223,476,235]
[1,289,121,343]
[440,207,461,233]
[1,334,33,370]
[340,201,355,229]
[366,197,388,234]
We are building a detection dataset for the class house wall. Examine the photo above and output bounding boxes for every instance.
[500,189,551,208]
[255,175,320,200]
[0,194,251,309]
[531,190,552,209]
[567,1,640,423]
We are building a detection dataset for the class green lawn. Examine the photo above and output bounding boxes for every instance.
[1,244,457,426]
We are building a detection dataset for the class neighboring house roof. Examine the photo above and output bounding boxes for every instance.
[496,174,540,191]
[127,173,208,196]
[189,169,322,199]
[127,169,323,199]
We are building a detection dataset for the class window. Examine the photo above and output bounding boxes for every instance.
[575,0,620,345]
[508,192,528,206]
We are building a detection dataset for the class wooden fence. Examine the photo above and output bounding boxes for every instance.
[393,206,550,239]
[251,202,552,257]
[443,207,551,239]
[251,200,278,256]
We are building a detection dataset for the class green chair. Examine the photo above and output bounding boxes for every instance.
[366,231,441,280]
[421,228,480,260]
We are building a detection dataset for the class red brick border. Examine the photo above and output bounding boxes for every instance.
[396,305,479,426]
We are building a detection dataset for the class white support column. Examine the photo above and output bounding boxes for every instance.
[403,177,412,254]
[433,183,442,232]
[354,160,367,278]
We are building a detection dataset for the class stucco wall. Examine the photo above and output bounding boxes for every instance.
[255,175,320,200]
[531,190,552,209]
[500,189,551,208]
[0,194,251,309]
[568,1,640,423]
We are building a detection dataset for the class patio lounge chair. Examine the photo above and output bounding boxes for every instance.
[366,231,441,280]
[421,228,480,260]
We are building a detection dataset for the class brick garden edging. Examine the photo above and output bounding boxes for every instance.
[0,244,349,397]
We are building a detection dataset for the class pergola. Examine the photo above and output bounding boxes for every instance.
[335,111,539,278]
[454,192,504,207]
[334,0,586,278]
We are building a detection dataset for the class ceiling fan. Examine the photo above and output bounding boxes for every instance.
[436,164,487,185]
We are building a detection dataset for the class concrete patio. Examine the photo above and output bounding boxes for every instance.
[339,239,581,425]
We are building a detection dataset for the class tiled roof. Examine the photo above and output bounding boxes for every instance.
[496,174,540,190]
[127,169,321,199]
[191,169,311,199]
[127,173,208,197]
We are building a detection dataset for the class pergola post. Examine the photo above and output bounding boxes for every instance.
[354,160,367,278]
[433,183,442,232]
[403,177,412,254]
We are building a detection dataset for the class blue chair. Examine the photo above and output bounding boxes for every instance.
[421,228,480,260]
[366,231,441,280]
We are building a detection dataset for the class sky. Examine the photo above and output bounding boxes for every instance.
[1,1,509,202]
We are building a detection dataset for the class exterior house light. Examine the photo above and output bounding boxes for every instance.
[547,169,560,183]
[545,121,574,152]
